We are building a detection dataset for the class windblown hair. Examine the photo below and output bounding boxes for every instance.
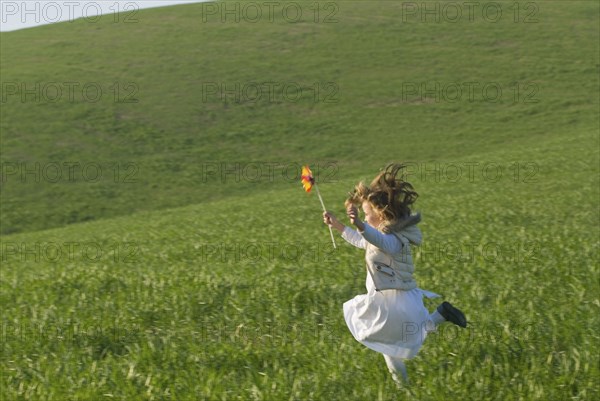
[345,163,418,232]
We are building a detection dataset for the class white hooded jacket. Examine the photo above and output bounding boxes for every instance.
[343,213,422,291]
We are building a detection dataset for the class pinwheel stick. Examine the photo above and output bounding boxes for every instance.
[314,183,337,249]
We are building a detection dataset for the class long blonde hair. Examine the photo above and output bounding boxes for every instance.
[345,163,418,231]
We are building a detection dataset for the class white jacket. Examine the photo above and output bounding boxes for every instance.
[342,214,422,291]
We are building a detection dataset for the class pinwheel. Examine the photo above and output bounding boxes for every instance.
[301,165,336,249]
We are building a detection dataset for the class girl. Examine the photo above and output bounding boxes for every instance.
[323,163,467,385]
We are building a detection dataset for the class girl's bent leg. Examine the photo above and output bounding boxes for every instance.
[383,354,408,385]
[430,309,446,326]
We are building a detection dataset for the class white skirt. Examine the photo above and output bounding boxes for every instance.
[343,274,440,359]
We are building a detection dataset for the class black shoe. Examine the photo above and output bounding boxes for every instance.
[437,301,467,328]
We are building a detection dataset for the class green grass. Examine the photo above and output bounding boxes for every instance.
[1,0,599,400]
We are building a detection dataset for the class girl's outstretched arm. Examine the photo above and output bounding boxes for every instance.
[341,226,368,249]
[358,223,403,254]
[323,211,367,249]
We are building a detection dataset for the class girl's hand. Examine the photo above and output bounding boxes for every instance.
[323,211,345,233]
[346,205,365,231]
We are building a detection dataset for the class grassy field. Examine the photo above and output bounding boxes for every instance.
[1,0,599,400]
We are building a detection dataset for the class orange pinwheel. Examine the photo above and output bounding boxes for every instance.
[301,165,315,192]
[300,164,336,249]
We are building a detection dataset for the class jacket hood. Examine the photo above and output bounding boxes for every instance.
[399,224,422,246]
[383,212,422,245]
